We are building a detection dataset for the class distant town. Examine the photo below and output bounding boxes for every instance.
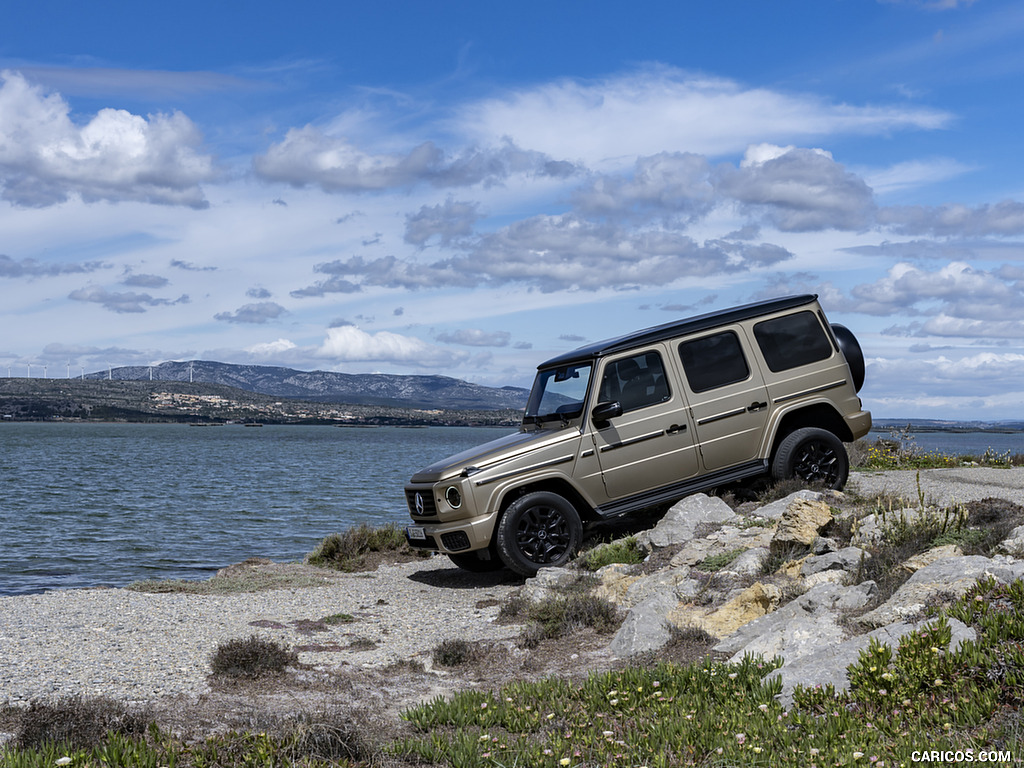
[0,376,522,427]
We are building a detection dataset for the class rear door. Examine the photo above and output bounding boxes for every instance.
[589,345,700,500]
[675,327,770,471]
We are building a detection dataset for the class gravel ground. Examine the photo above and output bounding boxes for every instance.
[847,466,1024,508]
[0,557,522,706]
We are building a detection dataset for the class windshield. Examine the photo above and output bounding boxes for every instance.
[524,363,593,423]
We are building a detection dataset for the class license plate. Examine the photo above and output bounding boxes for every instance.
[407,526,427,541]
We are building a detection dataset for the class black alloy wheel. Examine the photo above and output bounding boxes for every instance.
[496,491,582,576]
[771,427,849,490]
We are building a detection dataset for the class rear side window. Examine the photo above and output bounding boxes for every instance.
[754,311,833,372]
[678,331,749,393]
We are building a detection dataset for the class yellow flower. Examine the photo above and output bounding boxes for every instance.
[560,760,571,767]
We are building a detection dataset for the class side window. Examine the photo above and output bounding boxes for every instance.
[678,331,750,393]
[754,311,833,372]
[598,351,671,412]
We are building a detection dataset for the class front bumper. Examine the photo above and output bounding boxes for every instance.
[405,512,498,554]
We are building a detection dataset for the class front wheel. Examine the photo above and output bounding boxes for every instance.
[771,428,849,490]
[496,491,582,576]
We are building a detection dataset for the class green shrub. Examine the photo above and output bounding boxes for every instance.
[11,696,150,751]
[433,638,482,667]
[520,592,620,648]
[396,578,1024,767]
[695,547,747,572]
[306,522,411,571]
[209,635,297,678]
[578,536,644,571]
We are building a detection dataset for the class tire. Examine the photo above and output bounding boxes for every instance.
[771,427,849,490]
[495,491,582,576]
[831,323,865,392]
[447,550,506,573]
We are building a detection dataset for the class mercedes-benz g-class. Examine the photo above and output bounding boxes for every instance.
[404,294,870,575]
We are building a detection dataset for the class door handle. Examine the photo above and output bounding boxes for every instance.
[666,423,688,434]
[748,401,767,412]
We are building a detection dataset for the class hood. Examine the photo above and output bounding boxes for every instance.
[409,428,570,483]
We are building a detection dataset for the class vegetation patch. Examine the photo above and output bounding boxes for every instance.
[8,696,150,752]
[208,635,298,678]
[853,426,1024,470]
[519,592,621,649]
[306,522,422,572]
[128,559,334,594]
[578,536,644,571]
[394,578,1024,768]
[2,702,383,768]
[694,547,747,572]
[322,611,356,625]
[433,638,485,667]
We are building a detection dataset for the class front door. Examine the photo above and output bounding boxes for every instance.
[590,346,700,500]
[675,327,770,471]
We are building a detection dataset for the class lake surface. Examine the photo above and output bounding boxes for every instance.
[0,423,512,596]
[867,427,1024,459]
[3,422,1023,596]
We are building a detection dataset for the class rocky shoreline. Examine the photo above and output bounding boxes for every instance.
[3,466,1024,724]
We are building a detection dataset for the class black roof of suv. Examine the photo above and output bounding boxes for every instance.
[540,294,818,369]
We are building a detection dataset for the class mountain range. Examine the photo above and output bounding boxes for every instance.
[83,361,530,411]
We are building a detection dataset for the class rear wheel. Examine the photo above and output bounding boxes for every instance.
[496,491,582,576]
[771,427,849,489]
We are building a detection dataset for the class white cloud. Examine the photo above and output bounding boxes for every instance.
[435,328,512,347]
[214,302,288,324]
[316,325,469,367]
[0,71,216,208]
[878,201,1024,236]
[457,68,952,168]
[863,157,974,195]
[851,261,1024,322]
[67,285,190,314]
[252,128,564,192]
[718,146,875,231]
[247,338,297,356]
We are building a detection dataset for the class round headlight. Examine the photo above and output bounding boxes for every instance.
[445,486,462,509]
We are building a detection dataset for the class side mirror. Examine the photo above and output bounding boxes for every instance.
[591,401,623,423]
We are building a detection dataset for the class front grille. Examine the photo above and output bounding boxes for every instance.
[440,531,471,551]
[406,489,438,519]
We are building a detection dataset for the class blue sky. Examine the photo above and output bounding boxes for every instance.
[3,0,1024,420]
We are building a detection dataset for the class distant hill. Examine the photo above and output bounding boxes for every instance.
[83,361,529,411]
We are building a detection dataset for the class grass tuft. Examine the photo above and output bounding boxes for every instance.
[305,522,415,572]
[433,638,483,667]
[11,696,150,752]
[578,536,645,571]
[208,635,298,678]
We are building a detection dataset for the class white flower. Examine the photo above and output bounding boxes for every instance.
[55,760,73,767]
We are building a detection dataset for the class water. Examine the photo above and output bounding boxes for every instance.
[866,428,1024,459]
[0,422,512,596]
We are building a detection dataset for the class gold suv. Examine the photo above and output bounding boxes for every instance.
[405,295,871,575]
